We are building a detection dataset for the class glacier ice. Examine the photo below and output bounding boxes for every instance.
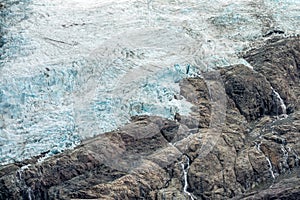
[0,0,299,164]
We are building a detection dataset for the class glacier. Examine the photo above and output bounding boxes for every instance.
[0,0,299,164]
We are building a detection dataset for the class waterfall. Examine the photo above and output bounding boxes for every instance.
[281,144,289,172]
[272,88,287,115]
[16,165,33,200]
[181,155,195,200]
[265,157,275,179]
[255,141,276,179]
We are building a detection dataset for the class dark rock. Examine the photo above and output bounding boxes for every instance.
[236,170,300,200]
[221,64,283,121]
[1,37,300,199]
[244,36,300,113]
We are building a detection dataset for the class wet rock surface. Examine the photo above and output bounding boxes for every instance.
[243,36,300,113]
[1,37,300,199]
[221,64,279,121]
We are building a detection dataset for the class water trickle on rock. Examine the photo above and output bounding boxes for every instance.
[181,155,195,200]
[16,164,33,200]
[266,157,276,179]
[272,87,287,115]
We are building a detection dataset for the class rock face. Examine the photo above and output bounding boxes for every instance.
[1,37,300,200]
[221,64,282,121]
[243,36,300,114]
[235,174,300,200]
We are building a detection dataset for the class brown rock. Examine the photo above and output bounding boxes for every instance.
[1,37,300,200]
[244,36,300,112]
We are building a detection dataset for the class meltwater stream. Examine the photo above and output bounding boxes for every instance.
[0,0,299,164]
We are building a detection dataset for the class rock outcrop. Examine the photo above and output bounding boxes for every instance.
[1,37,299,200]
[243,36,300,113]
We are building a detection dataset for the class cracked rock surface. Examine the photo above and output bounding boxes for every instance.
[1,37,300,199]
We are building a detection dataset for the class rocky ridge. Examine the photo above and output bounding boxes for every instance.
[0,36,299,199]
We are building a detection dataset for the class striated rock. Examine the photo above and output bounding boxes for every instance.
[1,37,300,199]
[243,36,300,113]
[221,64,283,121]
[235,169,300,200]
